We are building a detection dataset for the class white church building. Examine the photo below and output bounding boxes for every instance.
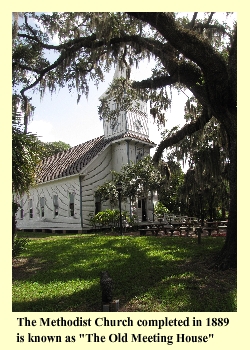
[15,66,157,232]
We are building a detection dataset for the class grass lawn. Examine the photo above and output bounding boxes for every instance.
[12,232,236,312]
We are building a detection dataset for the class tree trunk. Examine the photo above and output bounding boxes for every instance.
[153,110,237,271]
[222,207,226,221]
[211,131,237,270]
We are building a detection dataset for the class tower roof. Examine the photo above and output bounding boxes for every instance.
[113,63,129,80]
[99,63,129,100]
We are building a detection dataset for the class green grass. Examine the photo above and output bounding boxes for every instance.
[12,232,236,312]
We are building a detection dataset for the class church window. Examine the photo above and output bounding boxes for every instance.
[29,199,33,218]
[69,193,74,216]
[95,194,101,214]
[20,199,23,219]
[40,197,45,217]
[53,195,59,217]
[136,148,143,163]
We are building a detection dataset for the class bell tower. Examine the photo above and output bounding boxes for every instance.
[100,65,149,139]
[99,64,156,223]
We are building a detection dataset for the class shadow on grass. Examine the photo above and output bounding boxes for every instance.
[12,234,236,312]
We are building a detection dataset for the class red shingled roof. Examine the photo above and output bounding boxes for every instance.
[36,133,155,183]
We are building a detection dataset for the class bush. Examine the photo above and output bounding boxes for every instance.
[12,237,30,258]
[90,209,120,228]
[154,202,169,218]
[89,209,131,229]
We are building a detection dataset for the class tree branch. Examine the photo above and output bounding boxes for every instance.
[16,31,211,131]
[206,12,215,25]
[108,34,207,103]
[189,12,198,28]
[152,107,212,163]
[127,12,227,75]
[12,62,41,74]
[18,32,98,51]
[24,14,40,40]
[131,60,207,106]
[132,75,177,89]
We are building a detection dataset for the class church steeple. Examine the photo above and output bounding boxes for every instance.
[100,64,149,139]
[99,64,129,100]
[113,63,129,80]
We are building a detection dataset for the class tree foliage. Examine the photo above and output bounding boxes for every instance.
[12,111,43,249]
[89,209,130,229]
[38,140,71,158]
[158,159,185,214]
[154,202,169,218]
[160,101,230,219]
[13,12,236,130]
[12,115,42,195]
[12,115,70,195]
[95,155,169,205]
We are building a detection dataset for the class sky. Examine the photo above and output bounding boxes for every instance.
[26,12,236,156]
[27,60,189,154]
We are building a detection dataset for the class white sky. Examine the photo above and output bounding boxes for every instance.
[27,12,236,154]
[28,60,189,153]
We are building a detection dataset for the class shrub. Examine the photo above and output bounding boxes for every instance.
[12,237,30,258]
[154,202,169,218]
[90,209,120,228]
[89,209,130,229]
